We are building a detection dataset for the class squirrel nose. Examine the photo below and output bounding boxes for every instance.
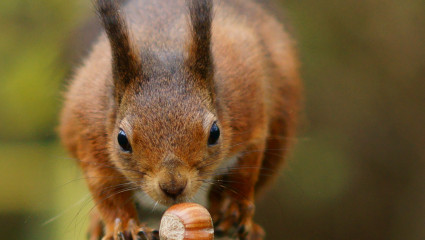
[159,181,187,199]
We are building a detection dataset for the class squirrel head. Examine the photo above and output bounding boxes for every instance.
[97,0,225,205]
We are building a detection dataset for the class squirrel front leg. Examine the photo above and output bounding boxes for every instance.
[208,143,266,240]
[81,160,157,240]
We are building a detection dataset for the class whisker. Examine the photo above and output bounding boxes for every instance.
[77,159,147,176]
[152,201,159,212]
[67,180,143,234]
[42,193,92,226]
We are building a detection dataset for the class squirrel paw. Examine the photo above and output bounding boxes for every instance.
[211,198,265,240]
[100,219,159,240]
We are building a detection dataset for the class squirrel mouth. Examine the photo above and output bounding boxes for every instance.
[138,186,195,207]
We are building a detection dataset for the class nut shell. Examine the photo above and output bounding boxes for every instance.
[159,203,214,240]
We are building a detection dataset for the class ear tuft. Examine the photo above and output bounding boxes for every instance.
[96,0,142,101]
[186,0,214,84]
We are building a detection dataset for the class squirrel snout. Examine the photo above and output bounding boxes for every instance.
[159,179,187,200]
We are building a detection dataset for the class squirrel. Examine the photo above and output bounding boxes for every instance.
[59,0,301,239]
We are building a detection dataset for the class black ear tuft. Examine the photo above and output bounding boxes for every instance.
[186,0,214,83]
[96,0,142,101]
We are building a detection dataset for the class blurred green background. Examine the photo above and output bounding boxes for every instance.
[0,0,424,239]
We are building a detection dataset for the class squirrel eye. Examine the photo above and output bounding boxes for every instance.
[208,122,220,146]
[118,129,132,153]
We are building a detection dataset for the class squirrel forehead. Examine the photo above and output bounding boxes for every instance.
[121,76,214,115]
[121,95,214,130]
[127,86,211,114]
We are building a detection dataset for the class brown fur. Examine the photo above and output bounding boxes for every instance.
[59,0,301,239]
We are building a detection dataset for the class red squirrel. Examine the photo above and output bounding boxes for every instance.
[59,0,301,239]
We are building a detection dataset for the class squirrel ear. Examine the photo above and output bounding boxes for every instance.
[96,0,142,102]
[185,0,214,90]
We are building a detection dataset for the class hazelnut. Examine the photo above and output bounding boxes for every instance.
[159,203,214,240]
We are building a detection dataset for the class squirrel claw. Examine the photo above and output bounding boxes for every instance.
[136,229,159,240]
[136,230,148,240]
[100,218,158,240]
